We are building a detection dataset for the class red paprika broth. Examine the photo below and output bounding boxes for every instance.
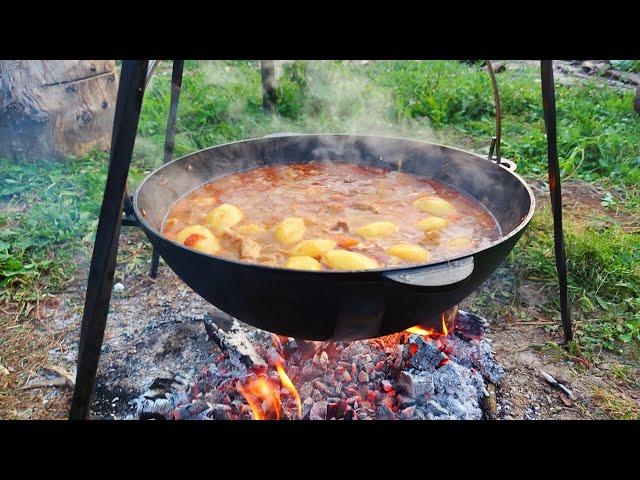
[162,162,501,270]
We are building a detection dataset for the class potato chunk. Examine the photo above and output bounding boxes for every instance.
[416,216,447,232]
[322,249,379,271]
[355,221,398,239]
[206,204,244,231]
[412,196,456,215]
[386,243,429,263]
[237,223,266,235]
[285,255,323,271]
[175,225,220,255]
[290,239,337,258]
[448,236,474,250]
[275,217,306,245]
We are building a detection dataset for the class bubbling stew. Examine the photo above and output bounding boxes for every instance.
[162,162,501,271]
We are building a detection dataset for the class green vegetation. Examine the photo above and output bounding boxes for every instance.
[365,61,640,186]
[611,60,640,74]
[514,208,640,354]
[1,60,639,356]
[0,155,145,306]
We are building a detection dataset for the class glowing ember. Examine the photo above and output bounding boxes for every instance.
[276,362,302,418]
[136,306,504,421]
[237,376,282,420]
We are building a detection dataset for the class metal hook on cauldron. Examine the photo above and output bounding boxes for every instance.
[485,61,517,172]
[485,60,502,165]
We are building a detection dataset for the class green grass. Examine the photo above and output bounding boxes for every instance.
[513,207,640,354]
[1,60,639,355]
[611,60,640,74]
[0,154,145,305]
[363,61,640,186]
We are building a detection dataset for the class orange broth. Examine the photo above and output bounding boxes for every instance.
[162,162,501,270]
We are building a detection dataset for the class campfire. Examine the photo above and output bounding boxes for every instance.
[135,307,504,420]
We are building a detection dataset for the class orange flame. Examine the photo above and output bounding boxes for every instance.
[237,376,282,420]
[405,325,437,337]
[276,362,302,418]
[406,308,456,338]
[441,313,449,336]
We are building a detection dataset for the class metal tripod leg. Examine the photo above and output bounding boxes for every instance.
[540,60,572,343]
[69,60,149,420]
[150,60,185,279]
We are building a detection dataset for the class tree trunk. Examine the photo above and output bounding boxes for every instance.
[260,60,277,113]
[0,60,118,161]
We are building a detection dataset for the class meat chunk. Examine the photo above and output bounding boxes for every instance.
[258,253,283,267]
[419,230,442,247]
[220,229,262,260]
[331,221,350,233]
[240,237,262,260]
[318,204,345,215]
[351,202,380,214]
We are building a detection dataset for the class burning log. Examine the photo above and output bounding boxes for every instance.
[407,335,448,371]
[482,383,498,420]
[447,336,505,384]
[430,362,485,419]
[310,400,328,420]
[454,310,488,340]
[203,314,267,371]
[375,404,395,420]
[397,370,435,398]
[136,376,190,420]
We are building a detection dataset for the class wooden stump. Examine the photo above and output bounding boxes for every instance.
[0,60,118,161]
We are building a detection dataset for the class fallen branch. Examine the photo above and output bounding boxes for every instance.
[601,69,640,87]
[540,370,575,400]
[482,383,498,420]
[43,365,75,387]
[19,365,75,389]
[20,377,68,390]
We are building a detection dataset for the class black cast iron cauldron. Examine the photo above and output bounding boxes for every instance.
[133,134,535,340]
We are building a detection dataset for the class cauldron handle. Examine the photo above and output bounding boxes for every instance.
[381,256,474,288]
[484,60,517,173]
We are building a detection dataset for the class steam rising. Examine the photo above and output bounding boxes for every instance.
[135,61,532,236]
[205,60,439,142]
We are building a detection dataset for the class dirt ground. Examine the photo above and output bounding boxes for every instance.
[1,177,638,420]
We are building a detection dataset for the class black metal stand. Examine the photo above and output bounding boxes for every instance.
[69,60,149,420]
[541,60,572,343]
[150,60,185,278]
[68,59,574,419]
